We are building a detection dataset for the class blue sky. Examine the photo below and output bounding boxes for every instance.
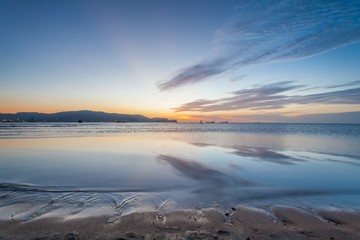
[1,0,360,122]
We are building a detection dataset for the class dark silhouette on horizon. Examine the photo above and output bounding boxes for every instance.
[0,110,177,123]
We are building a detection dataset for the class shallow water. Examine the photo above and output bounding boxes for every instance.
[0,122,359,221]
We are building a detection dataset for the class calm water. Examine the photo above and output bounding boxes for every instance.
[0,122,359,221]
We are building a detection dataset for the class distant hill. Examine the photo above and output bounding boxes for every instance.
[0,110,177,123]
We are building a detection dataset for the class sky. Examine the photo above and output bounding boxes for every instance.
[1,0,360,122]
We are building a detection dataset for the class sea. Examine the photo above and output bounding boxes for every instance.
[0,122,359,221]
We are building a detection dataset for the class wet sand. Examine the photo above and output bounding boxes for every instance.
[0,206,359,240]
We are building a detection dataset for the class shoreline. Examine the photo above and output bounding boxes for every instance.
[1,205,359,240]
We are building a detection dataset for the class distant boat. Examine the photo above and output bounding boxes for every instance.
[206,121,215,123]
[220,121,229,123]
[78,120,83,123]
[254,121,260,124]
[200,120,203,124]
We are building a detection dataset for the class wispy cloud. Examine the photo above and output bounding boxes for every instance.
[229,74,247,82]
[159,0,360,90]
[325,80,360,89]
[174,81,360,112]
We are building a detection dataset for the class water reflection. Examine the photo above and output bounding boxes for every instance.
[192,142,360,167]
[193,143,301,165]
[1,128,360,220]
[157,154,253,186]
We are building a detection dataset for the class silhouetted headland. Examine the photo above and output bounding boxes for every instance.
[0,110,177,123]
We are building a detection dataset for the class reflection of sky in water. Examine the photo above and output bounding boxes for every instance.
[0,126,360,219]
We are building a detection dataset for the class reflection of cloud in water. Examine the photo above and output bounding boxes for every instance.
[232,145,304,165]
[192,143,302,165]
[157,154,252,187]
[291,151,360,167]
[229,163,244,171]
[156,154,360,205]
[192,142,360,167]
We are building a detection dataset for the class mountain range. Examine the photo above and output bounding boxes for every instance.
[0,110,176,122]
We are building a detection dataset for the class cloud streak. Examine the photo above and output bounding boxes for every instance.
[159,0,360,90]
[174,81,360,112]
[157,154,252,186]
[325,80,360,89]
[193,143,303,165]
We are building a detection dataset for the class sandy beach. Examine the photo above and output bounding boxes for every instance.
[1,206,359,240]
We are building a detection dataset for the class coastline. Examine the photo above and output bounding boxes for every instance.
[1,206,359,240]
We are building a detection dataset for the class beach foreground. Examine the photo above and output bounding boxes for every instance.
[1,206,359,240]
